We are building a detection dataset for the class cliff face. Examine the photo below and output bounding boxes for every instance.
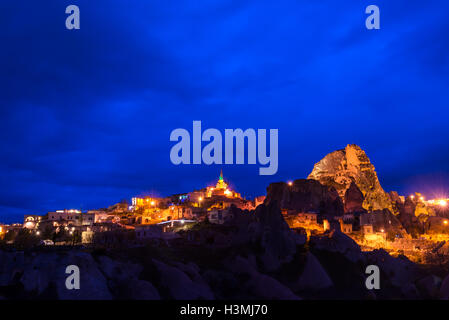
[308,144,393,213]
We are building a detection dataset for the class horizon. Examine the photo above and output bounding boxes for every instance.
[2,1,449,223]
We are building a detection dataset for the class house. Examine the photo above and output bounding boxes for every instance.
[23,215,42,230]
[46,209,81,225]
[339,219,353,234]
[362,224,374,234]
[297,212,318,224]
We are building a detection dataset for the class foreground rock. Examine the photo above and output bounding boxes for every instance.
[152,259,214,300]
[295,252,333,291]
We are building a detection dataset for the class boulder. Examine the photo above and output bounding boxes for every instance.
[365,249,419,289]
[439,274,449,299]
[56,251,113,300]
[152,259,214,300]
[253,202,297,271]
[416,275,441,297]
[121,279,160,300]
[97,255,143,281]
[225,256,300,300]
[310,230,364,263]
[20,252,59,294]
[295,252,333,291]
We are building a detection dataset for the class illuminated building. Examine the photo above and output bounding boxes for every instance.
[23,215,42,230]
[0,224,5,239]
[205,170,242,199]
[47,209,81,222]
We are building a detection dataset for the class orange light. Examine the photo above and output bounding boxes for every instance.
[410,195,415,199]
[380,229,384,233]
[198,197,203,202]
[150,201,155,206]
[444,220,448,225]
[288,181,293,186]
[420,196,425,201]
[439,200,447,207]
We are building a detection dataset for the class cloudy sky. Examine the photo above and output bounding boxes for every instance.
[1,1,448,222]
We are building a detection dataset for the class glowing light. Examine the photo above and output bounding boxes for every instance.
[198,197,203,202]
[410,195,415,199]
[444,220,448,225]
[288,181,293,186]
[380,229,385,233]
[150,201,155,206]
[420,196,425,201]
[224,189,231,196]
[439,200,448,207]
[36,231,40,235]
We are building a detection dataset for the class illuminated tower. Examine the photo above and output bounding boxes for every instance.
[216,169,228,190]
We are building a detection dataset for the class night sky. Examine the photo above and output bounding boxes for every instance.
[1,1,449,223]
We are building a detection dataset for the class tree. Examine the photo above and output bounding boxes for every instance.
[14,229,40,250]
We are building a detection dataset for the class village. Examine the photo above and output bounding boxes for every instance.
[2,167,449,264]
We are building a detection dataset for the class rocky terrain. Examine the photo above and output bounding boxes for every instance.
[2,144,449,300]
[1,203,449,300]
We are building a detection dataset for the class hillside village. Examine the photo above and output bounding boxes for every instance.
[2,145,449,299]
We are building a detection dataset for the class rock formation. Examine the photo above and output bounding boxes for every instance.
[264,179,344,217]
[308,144,393,213]
[344,182,366,213]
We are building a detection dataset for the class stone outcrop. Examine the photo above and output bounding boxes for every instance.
[152,259,214,300]
[310,229,364,263]
[264,179,344,217]
[308,144,393,213]
[295,252,333,291]
[344,182,366,213]
[252,202,298,271]
[225,256,300,300]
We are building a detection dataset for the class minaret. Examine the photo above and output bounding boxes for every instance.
[216,169,227,190]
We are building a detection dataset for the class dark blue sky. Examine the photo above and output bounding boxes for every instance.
[1,1,449,223]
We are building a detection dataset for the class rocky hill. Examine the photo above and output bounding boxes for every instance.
[308,144,394,213]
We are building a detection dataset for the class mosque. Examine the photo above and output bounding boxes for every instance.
[205,170,241,199]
